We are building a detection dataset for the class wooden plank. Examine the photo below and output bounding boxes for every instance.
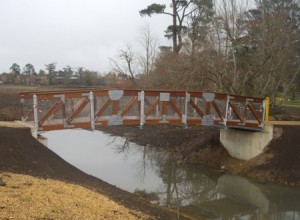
[123,119,140,125]
[247,103,262,124]
[71,122,91,129]
[40,124,65,131]
[169,100,183,118]
[39,99,62,126]
[187,119,202,125]
[189,99,204,117]
[229,101,245,123]
[205,101,211,115]
[112,100,119,115]
[95,99,112,117]
[123,90,139,96]
[212,101,224,121]
[145,98,160,117]
[120,97,138,117]
[67,97,89,123]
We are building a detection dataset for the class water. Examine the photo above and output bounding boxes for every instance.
[43,129,300,220]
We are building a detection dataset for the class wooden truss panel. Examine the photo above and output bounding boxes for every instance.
[20,89,266,131]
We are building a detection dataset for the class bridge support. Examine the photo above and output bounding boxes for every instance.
[220,125,273,160]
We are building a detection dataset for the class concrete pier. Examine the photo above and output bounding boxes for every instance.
[220,125,273,160]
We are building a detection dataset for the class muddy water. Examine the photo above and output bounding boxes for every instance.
[43,129,300,220]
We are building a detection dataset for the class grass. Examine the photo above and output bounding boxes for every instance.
[275,100,300,107]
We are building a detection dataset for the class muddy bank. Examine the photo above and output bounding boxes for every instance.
[98,124,300,187]
[0,127,184,219]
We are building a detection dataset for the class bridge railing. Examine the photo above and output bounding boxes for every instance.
[20,89,266,131]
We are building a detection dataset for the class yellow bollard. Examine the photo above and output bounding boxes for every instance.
[265,97,270,122]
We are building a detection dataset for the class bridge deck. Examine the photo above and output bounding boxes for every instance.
[20,89,267,131]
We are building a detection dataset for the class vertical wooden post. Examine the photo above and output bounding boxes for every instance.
[139,91,145,129]
[183,92,189,128]
[112,101,119,115]
[33,94,38,138]
[89,91,95,130]
[205,101,211,115]
[224,95,230,126]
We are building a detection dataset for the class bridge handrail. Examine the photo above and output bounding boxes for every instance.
[20,89,266,131]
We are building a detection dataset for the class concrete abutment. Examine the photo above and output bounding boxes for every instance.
[220,125,274,160]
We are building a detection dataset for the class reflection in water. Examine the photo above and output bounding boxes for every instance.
[43,129,300,220]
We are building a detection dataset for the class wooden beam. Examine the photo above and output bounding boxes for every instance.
[169,100,183,118]
[247,103,262,124]
[189,99,204,117]
[120,97,138,117]
[95,99,112,117]
[145,98,160,117]
[229,101,245,123]
[112,100,119,115]
[67,97,89,123]
[212,101,224,121]
[39,99,62,126]
[205,102,211,115]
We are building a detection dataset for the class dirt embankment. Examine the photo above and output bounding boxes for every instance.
[0,127,184,219]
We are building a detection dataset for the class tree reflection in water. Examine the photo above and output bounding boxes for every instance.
[111,137,218,205]
[111,137,300,220]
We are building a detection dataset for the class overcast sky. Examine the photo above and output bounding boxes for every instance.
[0,0,171,74]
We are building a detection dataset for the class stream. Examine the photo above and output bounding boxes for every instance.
[43,129,300,220]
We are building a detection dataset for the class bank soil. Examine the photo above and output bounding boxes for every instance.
[0,86,300,218]
[0,127,183,219]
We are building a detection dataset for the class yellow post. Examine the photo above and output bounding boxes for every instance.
[265,97,270,122]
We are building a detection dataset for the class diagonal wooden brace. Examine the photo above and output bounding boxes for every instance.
[247,102,262,124]
[67,97,89,124]
[169,99,183,118]
[95,99,112,117]
[120,97,138,117]
[229,101,245,123]
[145,98,160,117]
[39,99,62,126]
[189,99,204,117]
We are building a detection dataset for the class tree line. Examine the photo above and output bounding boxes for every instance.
[1,0,299,102]
[112,0,300,102]
[0,63,118,87]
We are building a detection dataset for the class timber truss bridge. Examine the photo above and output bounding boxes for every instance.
[20,89,267,132]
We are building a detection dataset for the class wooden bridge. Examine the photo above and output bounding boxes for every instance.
[20,89,267,132]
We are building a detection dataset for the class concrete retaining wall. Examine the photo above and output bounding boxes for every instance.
[220,125,273,160]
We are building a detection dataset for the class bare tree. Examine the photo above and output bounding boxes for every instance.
[138,24,159,88]
[138,24,159,77]
[246,0,300,100]
[110,24,160,87]
[110,44,138,86]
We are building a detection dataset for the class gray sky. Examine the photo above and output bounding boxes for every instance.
[0,0,171,74]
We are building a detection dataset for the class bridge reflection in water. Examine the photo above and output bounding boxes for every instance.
[44,129,300,220]
[20,89,266,131]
